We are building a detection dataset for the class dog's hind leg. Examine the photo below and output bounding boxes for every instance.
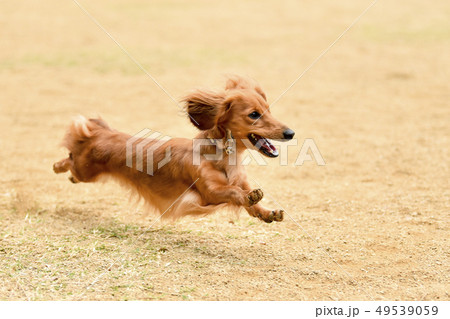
[53,156,82,183]
[68,175,80,183]
[53,156,72,173]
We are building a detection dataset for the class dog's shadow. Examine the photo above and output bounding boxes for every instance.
[50,206,252,263]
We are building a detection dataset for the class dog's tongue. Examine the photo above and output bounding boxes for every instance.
[256,136,278,157]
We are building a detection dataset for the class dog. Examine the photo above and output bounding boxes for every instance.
[53,75,294,223]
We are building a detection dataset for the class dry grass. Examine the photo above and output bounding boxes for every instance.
[0,0,449,300]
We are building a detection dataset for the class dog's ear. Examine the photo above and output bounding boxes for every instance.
[225,74,266,101]
[183,90,226,130]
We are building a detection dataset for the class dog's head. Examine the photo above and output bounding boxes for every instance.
[183,75,295,157]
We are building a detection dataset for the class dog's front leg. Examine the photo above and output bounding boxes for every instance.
[195,164,263,207]
[239,180,284,223]
[245,204,284,223]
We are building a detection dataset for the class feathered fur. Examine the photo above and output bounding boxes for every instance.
[53,75,294,223]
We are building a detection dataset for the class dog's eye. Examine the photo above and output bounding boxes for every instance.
[248,111,261,119]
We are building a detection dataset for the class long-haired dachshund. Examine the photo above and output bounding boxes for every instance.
[53,75,294,223]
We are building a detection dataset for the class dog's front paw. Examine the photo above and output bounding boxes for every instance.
[269,209,284,222]
[258,209,284,223]
[247,189,263,206]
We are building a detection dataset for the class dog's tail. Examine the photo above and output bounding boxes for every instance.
[62,115,110,151]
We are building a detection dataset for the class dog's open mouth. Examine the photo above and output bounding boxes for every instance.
[248,133,279,157]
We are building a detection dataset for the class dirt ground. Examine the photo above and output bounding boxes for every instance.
[0,0,448,300]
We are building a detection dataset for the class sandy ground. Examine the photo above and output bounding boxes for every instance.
[0,0,448,300]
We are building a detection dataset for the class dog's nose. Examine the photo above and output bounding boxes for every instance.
[283,129,295,140]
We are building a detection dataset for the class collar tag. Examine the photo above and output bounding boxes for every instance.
[207,129,234,155]
[224,129,234,155]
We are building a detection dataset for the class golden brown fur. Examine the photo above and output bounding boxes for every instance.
[53,75,294,223]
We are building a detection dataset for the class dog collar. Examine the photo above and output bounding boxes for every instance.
[208,129,234,155]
